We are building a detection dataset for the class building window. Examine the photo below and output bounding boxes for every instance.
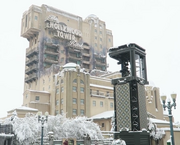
[77,60,81,65]
[56,80,59,85]
[60,50,64,53]
[73,98,77,104]
[95,29,97,33]
[61,87,63,92]
[100,38,102,41]
[110,102,113,108]
[49,85,50,89]
[35,16,38,20]
[61,79,63,83]
[60,109,63,115]
[25,15,28,27]
[95,36,97,39]
[43,79,45,84]
[55,110,59,115]
[61,98,63,104]
[154,90,158,110]
[73,109,77,115]
[80,80,84,84]
[93,101,96,106]
[100,31,102,34]
[56,88,59,94]
[100,101,103,107]
[90,89,92,95]
[43,87,44,91]
[95,43,97,47]
[73,79,77,83]
[80,87,84,93]
[106,91,110,96]
[80,109,84,115]
[73,86,77,92]
[77,53,81,58]
[26,94,28,98]
[109,38,111,42]
[61,58,64,63]
[100,44,102,48]
[102,123,105,127]
[56,100,59,106]
[81,99,84,105]
[35,96,39,101]
[97,90,99,95]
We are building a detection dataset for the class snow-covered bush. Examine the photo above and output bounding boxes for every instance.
[111,113,115,131]
[111,139,126,145]
[1,113,103,144]
[147,118,165,140]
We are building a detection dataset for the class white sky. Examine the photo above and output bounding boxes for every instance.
[0,0,180,122]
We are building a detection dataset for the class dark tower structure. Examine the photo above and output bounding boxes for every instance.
[109,43,150,145]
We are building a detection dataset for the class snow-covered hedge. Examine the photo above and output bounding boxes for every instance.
[2,113,103,144]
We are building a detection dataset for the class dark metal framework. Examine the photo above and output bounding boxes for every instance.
[109,43,148,131]
[109,43,148,85]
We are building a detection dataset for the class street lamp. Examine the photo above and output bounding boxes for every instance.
[161,94,177,145]
[38,111,49,145]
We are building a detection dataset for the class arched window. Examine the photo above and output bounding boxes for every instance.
[80,80,84,84]
[73,79,77,83]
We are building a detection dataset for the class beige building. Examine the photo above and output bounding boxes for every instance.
[19,4,180,145]
[21,4,113,117]
[22,63,118,118]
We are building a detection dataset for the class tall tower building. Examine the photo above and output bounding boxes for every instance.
[21,4,113,117]
[21,4,113,83]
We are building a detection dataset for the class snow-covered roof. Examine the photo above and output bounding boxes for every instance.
[90,84,113,90]
[63,62,78,68]
[87,14,98,19]
[90,110,114,120]
[29,89,50,94]
[90,110,172,126]
[149,118,170,124]
[160,127,180,131]
[8,106,38,112]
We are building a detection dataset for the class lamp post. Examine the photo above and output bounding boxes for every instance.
[161,94,177,145]
[38,111,49,145]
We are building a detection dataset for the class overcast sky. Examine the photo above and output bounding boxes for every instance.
[0,0,180,122]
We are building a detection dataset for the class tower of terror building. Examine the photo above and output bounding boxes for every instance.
[21,4,113,116]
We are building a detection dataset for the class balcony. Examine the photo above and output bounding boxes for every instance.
[91,91,105,98]
[82,60,90,64]
[21,27,40,39]
[44,50,58,56]
[94,53,106,59]
[45,42,59,49]
[67,47,81,53]
[44,58,58,64]
[26,47,38,58]
[82,53,90,57]
[95,61,106,66]
[26,56,38,66]
[83,45,90,50]
[25,64,38,74]
[25,73,38,83]
[68,54,82,60]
